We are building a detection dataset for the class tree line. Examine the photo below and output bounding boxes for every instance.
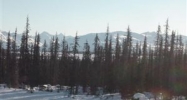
[0,17,187,96]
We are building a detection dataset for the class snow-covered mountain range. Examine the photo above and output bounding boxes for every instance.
[0,30,187,51]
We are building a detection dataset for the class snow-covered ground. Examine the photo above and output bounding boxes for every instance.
[0,88,121,100]
[0,87,186,100]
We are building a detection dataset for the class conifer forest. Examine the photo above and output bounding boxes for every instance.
[0,17,187,97]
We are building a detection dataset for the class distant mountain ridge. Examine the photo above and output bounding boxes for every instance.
[0,30,187,51]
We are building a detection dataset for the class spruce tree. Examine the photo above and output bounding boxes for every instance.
[6,31,11,86]
[70,32,80,94]
[41,40,48,84]
[115,33,121,60]
[141,36,147,91]
[158,35,164,88]
[163,19,170,89]
[0,35,3,82]
[19,16,30,84]
[59,35,69,85]
[30,33,40,86]
[49,36,55,84]
[12,28,19,88]
[53,34,59,84]
[81,40,91,93]
[91,34,101,94]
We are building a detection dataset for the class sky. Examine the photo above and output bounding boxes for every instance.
[0,0,186,36]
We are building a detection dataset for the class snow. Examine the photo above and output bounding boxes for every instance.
[119,35,126,38]
[0,32,7,42]
[133,93,149,100]
[132,37,139,41]
[0,88,121,100]
[1,87,186,100]
[143,92,155,99]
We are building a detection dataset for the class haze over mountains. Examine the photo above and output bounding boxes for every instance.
[0,30,187,51]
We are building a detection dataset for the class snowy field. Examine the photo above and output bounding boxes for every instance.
[0,87,186,100]
[0,88,121,100]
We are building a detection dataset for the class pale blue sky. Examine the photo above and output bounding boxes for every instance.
[1,0,186,36]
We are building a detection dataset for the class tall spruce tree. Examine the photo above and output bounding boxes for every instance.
[115,33,121,60]
[59,35,69,85]
[70,32,80,94]
[158,35,164,88]
[49,36,55,84]
[106,36,115,93]
[53,34,59,84]
[154,25,162,88]
[41,40,48,84]
[91,34,100,94]
[30,33,40,86]
[0,35,4,83]
[81,40,91,93]
[6,31,11,86]
[12,28,19,88]
[19,16,30,84]
[163,19,170,89]
[141,36,147,91]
